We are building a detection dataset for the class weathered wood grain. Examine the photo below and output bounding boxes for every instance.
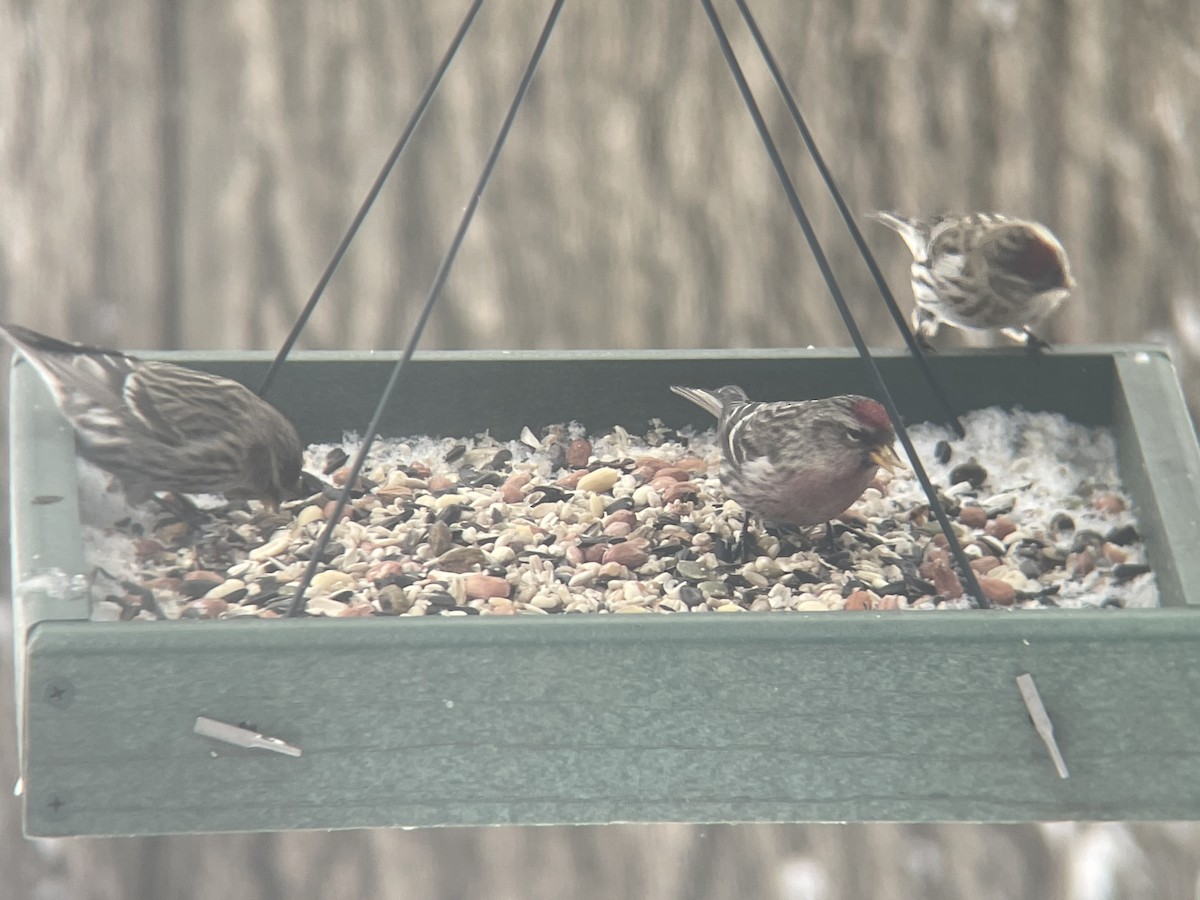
[3,2,1198,373]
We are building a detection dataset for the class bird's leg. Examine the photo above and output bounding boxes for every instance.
[87,565,120,608]
[119,579,166,620]
[153,491,205,529]
[767,523,807,557]
[736,514,757,564]
[1001,326,1051,354]
[1023,328,1051,355]
[839,522,887,548]
[818,520,840,554]
[912,308,940,351]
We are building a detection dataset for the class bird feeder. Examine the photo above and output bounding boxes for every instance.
[11,346,1200,837]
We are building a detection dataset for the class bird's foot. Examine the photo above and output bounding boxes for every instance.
[764,523,808,556]
[817,521,841,555]
[1001,326,1052,354]
[1024,332,1051,355]
[914,331,938,353]
[152,492,207,531]
[734,517,759,564]
[118,579,167,620]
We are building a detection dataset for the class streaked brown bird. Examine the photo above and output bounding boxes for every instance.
[1,323,303,509]
[671,384,901,531]
[871,211,1074,349]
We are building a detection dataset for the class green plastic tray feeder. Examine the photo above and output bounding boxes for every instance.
[10,347,1200,836]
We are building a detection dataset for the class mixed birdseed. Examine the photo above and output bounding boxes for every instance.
[82,407,1156,621]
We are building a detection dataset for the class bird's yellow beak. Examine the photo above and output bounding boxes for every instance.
[870,444,904,473]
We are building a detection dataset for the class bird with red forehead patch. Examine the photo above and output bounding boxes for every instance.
[870,211,1074,349]
[670,385,903,538]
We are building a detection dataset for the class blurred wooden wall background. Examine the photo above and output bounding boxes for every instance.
[3,0,1199,370]
[4,1,1200,897]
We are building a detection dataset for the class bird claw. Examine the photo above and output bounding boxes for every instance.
[152,492,205,528]
[1023,332,1052,355]
[817,521,841,555]
[735,517,759,564]
[909,309,941,352]
[1001,326,1052,354]
[913,331,938,353]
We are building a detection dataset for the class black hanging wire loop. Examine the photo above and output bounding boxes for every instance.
[258,0,487,398]
[732,0,965,440]
[286,0,567,617]
[697,0,989,608]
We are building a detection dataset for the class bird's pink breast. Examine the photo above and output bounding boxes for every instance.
[727,457,877,526]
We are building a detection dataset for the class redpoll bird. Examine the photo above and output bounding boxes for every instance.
[1,323,303,509]
[670,385,901,528]
[871,212,1074,348]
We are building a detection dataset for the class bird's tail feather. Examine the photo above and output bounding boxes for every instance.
[670,385,725,419]
[0,322,132,410]
[0,323,77,393]
[868,211,930,260]
[1,323,98,356]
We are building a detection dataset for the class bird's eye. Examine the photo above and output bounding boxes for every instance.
[846,427,867,444]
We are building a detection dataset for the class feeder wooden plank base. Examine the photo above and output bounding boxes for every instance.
[22,611,1200,836]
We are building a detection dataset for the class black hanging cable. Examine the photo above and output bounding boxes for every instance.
[258,0,487,398]
[698,0,989,608]
[287,0,567,617]
[733,0,965,440]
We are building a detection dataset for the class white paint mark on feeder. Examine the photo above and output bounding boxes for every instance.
[194,716,302,758]
[1017,673,1068,779]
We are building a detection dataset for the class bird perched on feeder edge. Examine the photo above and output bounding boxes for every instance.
[0,323,304,510]
[870,211,1074,350]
